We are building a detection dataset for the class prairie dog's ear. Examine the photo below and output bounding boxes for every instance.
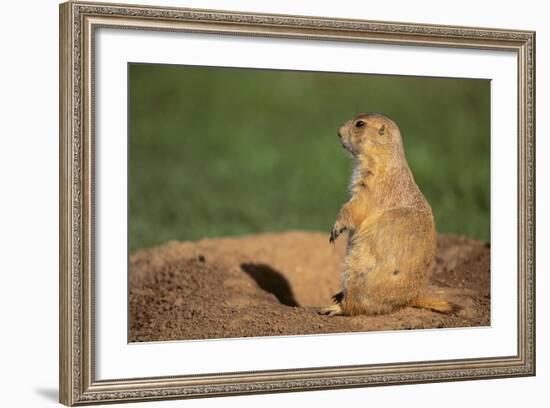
[378,124,386,136]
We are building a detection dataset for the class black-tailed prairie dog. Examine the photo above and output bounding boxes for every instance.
[319,113,458,317]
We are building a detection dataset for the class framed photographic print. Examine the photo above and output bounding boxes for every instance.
[59,1,535,405]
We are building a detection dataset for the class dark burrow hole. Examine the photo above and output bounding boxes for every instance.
[240,263,300,307]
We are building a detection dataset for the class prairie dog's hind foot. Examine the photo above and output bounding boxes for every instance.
[317,303,344,317]
[331,291,344,304]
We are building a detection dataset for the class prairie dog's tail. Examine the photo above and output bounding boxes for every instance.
[410,297,461,314]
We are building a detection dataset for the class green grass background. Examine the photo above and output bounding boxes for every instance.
[129,63,490,252]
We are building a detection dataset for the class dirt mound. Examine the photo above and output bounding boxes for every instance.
[129,232,490,342]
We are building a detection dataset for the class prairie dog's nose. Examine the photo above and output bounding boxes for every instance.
[337,125,345,139]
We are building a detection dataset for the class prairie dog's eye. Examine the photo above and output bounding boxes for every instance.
[355,120,366,128]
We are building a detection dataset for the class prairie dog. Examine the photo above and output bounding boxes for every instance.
[319,113,456,316]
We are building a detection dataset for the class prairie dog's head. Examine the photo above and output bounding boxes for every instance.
[337,113,405,162]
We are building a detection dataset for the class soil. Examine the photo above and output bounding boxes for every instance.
[129,231,490,342]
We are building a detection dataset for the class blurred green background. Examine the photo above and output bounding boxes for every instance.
[129,63,490,252]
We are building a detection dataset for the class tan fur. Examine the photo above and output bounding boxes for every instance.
[319,113,456,317]
[410,297,462,314]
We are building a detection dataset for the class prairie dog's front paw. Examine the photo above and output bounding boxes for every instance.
[329,221,345,244]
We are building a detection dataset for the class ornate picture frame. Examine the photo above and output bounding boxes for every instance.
[59,1,535,405]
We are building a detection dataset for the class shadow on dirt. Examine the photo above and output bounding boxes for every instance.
[241,263,300,307]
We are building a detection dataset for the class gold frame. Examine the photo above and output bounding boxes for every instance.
[59,1,536,405]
